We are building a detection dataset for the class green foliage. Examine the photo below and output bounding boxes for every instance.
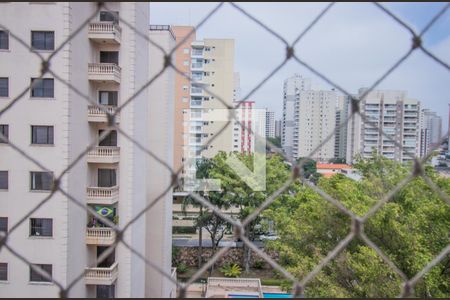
[329,157,346,164]
[252,260,265,269]
[220,263,242,278]
[265,154,450,297]
[172,226,197,234]
[297,157,322,184]
[177,262,189,274]
[267,136,282,148]
[260,278,290,286]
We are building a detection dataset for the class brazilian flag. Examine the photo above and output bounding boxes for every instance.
[95,206,114,219]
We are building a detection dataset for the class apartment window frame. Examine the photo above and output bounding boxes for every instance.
[30,78,54,98]
[29,264,52,283]
[0,124,8,144]
[30,171,54,191]
[0,78,8,97]
[31,31,54,51]
[0,263,7,282]
[99,11,119,23]
[31,125,54,145]
[98,130,117,147]
[0,217,7,233]
[29,218,53,237]
[0,30,9,50]
[99,51,119,65]
[0,171,8,190]
[183,48,189,54]
[98,90,118,106]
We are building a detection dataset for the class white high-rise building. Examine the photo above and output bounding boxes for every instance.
[335,95,350,161]
[274,120,282,138]
[0,3,173,297]
[282,75,336,161]
[346,89,421,164]
[420,109,442,156]
[265,110,275,139]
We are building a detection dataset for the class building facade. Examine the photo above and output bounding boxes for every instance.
[346,89,421,164]
[420,109,442,156]
[265,110,275,139]
[334,95,350,161]
[0,3,173,297]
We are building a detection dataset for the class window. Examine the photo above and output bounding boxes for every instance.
[100,11,119,23]
[100,51,119,65]
[182,97,188,103]
[31,78,54,98]
[31,126,54,144]
[183,48,189,54]
[0,125,8,143]
[0,31,8,50]
[30,172,53,191]
[30,218,52,237]
[30,264,52,282]
[183,60,189,66]
[31,31,54,50]
[0,263,7,281]
[182,85,188,91]
[98,130,117,146]
[0,78,8,97]
[98,91,118,106]
[0,217,7,233]
[98,169,116,187]
[0,171,7,189]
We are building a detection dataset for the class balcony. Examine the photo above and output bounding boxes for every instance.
[85,262,118,285]
[87,105,120,123]
[88,22,121,44]
[87,146,120,164]
[88,63,121,83]
[87,186,119,205]
[86,227,116,246]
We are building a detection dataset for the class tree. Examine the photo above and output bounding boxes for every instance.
[264,154,450,297]
[297,157,322,184]
[267,136,282,148]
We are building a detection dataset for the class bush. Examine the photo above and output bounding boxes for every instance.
[261,278,287,286]
[173,226,197,234]
[220,263,242,278]
[177,262,189,274]
[252,260,265,269]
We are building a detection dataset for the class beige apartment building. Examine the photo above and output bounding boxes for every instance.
[346,89,421,163]
[0,3,173,298]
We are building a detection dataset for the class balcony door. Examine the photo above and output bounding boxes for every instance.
[98,130,117,147]
[99,11,119,23]
[100,51,119,65]
[97,246,115,268]
[98,169,116,187]
[98,91,118,106]
[96,285,115,299]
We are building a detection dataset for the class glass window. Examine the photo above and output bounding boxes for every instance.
[0,217,7,233]
[0,263,7,281]
[30,172,53,191]
[31,126,54,144]
[98,169,116,187]
[98,91,118,106]
[98,130,117,146]
[31,31,54,50]
[183,60,189,66]
[183,48,189,54]
[0,125,8,143]
[0,31,8,50]
[100,51,119,65]
[31,78,54,98]
[0,78,8,97]
[100,11,119,23]
[0,171,7,189]
[30,264,52,282]
[30,218,53,237]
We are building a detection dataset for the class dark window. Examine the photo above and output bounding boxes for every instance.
[98,130,117,146]
[0,171,7,189]
[31,78,54,98]
[98,91,118,106]
[98,169,116,187]
[0,31,8,50]
[100,51,119,65]
[0,78,8,97]
[0,125,8,143]
[30,218,53,237]
[0,263,7,281]
[31,126,54,144]
[100,11,119,23]
[97,285,115,298]
[0,217,7,233]
[31,31,54,50]
[30,172,53,191]
[30,264,52,282]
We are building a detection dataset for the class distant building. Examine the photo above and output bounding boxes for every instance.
[232,100,255,154]
[335,95,350,161]
[275,120,282,138]
[346,89,421,163]
[420,109,442,157]
[265,110,275,139]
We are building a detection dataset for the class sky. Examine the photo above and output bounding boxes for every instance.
[149,2,450,131]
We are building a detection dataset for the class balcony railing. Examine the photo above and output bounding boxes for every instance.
[87,186,119,205]
[87,146,120,164]
[88,63,121,83]
[87,105,120,123]
[88,22,121,44]
[86,227,116,246]
[85,262,118,285]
